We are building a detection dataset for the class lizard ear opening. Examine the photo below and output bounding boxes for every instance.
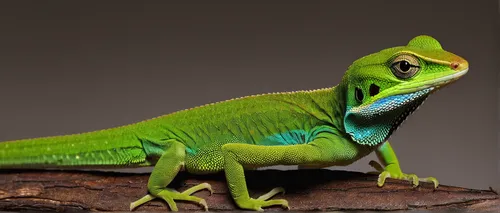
[354,87,364,102]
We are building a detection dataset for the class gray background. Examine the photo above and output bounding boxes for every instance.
[0,1,498,190]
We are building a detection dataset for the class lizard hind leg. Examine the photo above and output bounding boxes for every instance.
[130,141,213,211]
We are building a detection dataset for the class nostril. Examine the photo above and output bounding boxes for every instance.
[451,62,460,70]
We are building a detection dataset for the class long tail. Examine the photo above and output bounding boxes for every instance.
[0,127,149,169]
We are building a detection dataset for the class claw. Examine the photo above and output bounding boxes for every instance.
[405,173,419,187]
[257,187,285,200]
[130,194,155,211]
[377,171,391,187]
[182,183,213,196]
[260,198,289,210]
[419,176,439,188]
[200,199,208,211]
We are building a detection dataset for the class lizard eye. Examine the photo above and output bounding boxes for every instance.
[390,54,420,79]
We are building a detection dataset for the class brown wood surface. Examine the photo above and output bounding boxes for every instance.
[0,169,498,212]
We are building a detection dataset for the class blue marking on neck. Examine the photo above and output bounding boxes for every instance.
[344,88,432,146]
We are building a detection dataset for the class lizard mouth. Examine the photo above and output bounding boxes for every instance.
[358,68,468,107]
[387,68,468,96]
[382,68,468,140]
[344,67,467,146]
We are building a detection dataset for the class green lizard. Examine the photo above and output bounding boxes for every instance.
[0,35,468,211]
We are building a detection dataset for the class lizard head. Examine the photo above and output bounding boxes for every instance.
[342,35,468,146]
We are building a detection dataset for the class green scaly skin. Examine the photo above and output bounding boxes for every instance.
[0,35,468,211]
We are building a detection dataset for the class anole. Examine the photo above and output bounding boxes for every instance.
[0,35,468,211]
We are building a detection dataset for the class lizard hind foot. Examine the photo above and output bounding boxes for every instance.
[130,183,213,211]
[235,187,289,211]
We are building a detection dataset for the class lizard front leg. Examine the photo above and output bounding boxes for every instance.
[371,141,439,188]
[221,131,350,211]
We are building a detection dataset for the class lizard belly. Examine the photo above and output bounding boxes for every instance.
[182,125,316,174]
[184,141,226,174]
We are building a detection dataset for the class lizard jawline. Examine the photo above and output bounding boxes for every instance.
[384,92,430,141]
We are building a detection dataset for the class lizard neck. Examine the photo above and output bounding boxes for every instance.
[306,84,347,133]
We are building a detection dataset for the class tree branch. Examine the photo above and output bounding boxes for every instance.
[0,169,498,212]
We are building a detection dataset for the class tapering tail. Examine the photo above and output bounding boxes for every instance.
[0,127,149,169]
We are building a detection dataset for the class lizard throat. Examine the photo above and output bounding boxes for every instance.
[344,88,433,146]
[385,90,431,141]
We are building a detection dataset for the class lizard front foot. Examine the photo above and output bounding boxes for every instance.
[235,187,289,211]
[369,160,439,188]
[130,182,213,211]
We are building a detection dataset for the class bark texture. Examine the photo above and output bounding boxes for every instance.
[0,169,498,212]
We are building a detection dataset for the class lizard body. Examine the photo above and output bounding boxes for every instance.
[0,35,469,211]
